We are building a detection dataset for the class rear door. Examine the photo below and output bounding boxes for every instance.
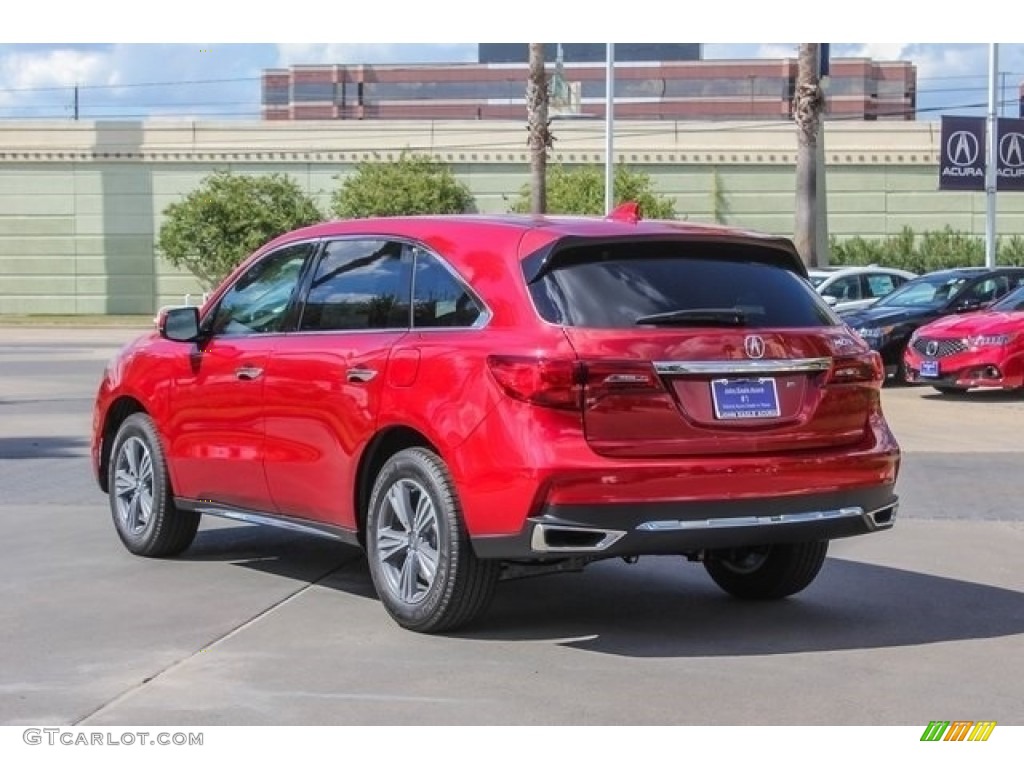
[261,238,412,527]
[526,239,880,459]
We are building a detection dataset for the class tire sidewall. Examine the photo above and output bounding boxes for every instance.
[366,449,460,630]
[108,414,171,554]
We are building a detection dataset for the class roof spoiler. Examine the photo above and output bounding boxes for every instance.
[606,201,641,224]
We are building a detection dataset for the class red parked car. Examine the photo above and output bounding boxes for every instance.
[91,208,900,632]
[904,283,1024,394]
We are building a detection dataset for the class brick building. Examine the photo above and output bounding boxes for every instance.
[262,48,916,122]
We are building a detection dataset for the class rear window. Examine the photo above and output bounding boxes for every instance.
[527,243,837,328]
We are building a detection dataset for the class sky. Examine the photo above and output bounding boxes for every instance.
[1,2,1022,122]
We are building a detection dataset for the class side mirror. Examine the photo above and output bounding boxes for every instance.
[954,299,983,314]
[823,295,839,307]
[158,306,201,342]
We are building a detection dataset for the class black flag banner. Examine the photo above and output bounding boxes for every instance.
[940,115,1024,191]
[939,116,984,191]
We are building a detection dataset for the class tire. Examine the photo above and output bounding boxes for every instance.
[366,447,499,633]
[891,357,909,386]
[933,386,968,396]
[108,413,199,557]
[704,540,828,600]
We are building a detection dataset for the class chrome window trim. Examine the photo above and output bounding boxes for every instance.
[653,357,833,375]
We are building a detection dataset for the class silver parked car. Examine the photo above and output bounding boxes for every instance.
[808,265,917,311]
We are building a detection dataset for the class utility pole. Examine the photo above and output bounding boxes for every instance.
[793,44,825,267]
[74,84,79,121]
[527,43,553,214]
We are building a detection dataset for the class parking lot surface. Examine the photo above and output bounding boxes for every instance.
[1,326,1022,725]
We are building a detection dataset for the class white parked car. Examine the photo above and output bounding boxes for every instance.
[808,266,917,311]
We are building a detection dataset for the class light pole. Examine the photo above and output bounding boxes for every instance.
[605,43,615,215]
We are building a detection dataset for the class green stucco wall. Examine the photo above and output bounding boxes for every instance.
[3,123,1024,315]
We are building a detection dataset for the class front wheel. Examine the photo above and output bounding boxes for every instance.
[704,541,828,600]
[366,447,499,633]
[108,413,199,557]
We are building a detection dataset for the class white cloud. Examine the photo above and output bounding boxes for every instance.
[0,48,114,91]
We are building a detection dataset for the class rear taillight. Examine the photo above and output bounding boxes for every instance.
[486,357,665,410]
[486,356,582,409]
[828,351,884,386]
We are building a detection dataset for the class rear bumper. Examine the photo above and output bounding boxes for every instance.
[472,486,898,560]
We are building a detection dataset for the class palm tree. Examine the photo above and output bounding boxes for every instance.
[793,43,825,267]
[526,43,553,214]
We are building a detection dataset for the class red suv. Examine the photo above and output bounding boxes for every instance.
[92,209,900,632]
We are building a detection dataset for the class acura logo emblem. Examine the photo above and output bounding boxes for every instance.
[925,340,939,357]
[744,335,766,359]
[1000,132,1024,168]
[947,130,980,167]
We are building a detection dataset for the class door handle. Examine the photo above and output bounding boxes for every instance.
[346,367,378,383]
[235,365,264,381]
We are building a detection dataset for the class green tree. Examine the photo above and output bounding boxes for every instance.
[157,170,322,289]
[510,164,676,219]
[331,153,474,218]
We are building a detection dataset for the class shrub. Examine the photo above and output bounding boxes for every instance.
[509,164,676,219]
[157,170,322,289]
[331,153,474,218]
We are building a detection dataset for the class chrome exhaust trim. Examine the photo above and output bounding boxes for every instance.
[864,502,898,531]
[530,524,626,553]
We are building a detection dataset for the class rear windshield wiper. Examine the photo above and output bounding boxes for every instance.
[635,308,749,327]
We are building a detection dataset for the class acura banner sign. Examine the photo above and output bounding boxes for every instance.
[940,115,1024,191]
[999,119,1024,189]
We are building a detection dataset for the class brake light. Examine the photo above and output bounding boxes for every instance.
[486,356,582,409]
[828,351,884,386]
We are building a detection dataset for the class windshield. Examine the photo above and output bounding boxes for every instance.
[873,273,969,309]
[808,274,829,288]
[991,284,1024,312]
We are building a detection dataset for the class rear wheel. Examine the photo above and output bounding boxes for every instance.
[108,413,199,557]
[366,447,499,633]
[704,541,828,600]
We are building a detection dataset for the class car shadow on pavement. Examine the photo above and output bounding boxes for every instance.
[456,557,1024,658]
[0,436,89,459]
[182,524,372,596]
[918,389,1024,403]
[172,528,1024,658]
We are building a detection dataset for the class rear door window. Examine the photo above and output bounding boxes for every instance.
[528,242,836,329]
[299,239,412,331]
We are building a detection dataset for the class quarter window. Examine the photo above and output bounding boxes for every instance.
[299,239,412,331]
[412,250,483,328]
[207,242,314,336]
